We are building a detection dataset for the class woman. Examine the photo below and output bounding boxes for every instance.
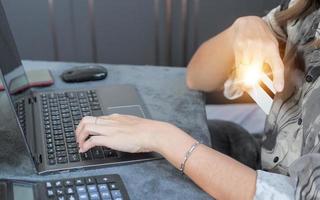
[76,0,320,199]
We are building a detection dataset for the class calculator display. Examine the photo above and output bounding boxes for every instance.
[13,183,34,200]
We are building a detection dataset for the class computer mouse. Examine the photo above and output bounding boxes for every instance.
[61,65,108,83]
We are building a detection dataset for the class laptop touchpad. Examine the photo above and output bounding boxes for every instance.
[107,105,145,118]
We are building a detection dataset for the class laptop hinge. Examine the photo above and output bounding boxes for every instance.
[25,95,40,164]
[31,93,44,166]
[34,154,42,164]
[32,156,39,165]
[28,96,37,104]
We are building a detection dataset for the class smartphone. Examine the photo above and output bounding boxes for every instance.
[9,69,54,94]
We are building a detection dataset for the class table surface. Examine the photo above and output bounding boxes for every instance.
[0,60,212,200]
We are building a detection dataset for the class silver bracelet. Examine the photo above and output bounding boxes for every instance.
[179,141,201,174]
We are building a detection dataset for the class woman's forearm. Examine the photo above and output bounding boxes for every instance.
[184,145,256,200]
[154,126,257,200]
[186,25,236,92]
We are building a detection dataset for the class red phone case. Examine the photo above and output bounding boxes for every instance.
[9,70,54,94]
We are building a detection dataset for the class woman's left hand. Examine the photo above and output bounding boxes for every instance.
[75,114,182,154]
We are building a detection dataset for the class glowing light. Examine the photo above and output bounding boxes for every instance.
[238,62,276,115]
[243,68,261,86]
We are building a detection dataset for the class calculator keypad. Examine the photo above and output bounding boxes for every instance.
[45,175,126,200]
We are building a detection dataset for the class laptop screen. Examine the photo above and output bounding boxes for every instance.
[0,69,35,170]
[0,3,36,169]
[0,2,29,98]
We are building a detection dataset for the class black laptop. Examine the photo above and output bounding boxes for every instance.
[0,2,160,174]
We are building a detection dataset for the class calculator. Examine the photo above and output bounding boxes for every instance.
[0,174,130,200]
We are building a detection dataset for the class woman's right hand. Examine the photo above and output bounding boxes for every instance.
[186,15,284,93]
[231,16,284,92]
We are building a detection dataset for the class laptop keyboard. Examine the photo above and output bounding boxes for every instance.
[40,90,118,165]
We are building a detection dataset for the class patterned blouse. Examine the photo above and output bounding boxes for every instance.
[224,0,320,199]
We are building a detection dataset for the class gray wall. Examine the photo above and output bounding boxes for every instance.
[1,0,280,67]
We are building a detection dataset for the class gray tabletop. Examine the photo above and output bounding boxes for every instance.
[0,60,212,200]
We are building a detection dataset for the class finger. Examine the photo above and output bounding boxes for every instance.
[77,124,112,149]
[80,136,107,153]
[234,49,242,69]
[240,48,253,66]
[76,117,120,145]
[235,49,253,79]
[102,113,122,120]
[234,50,245,89]
[265,53,284,92]
[75,116,96,137]
[76,116,117,139]
[99,114,135,122]
[250,51,263,69]
[95,117,120,125]
[233,51,247,89]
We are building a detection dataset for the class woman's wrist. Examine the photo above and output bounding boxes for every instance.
[149,122,198,168]
[145,122,176,153]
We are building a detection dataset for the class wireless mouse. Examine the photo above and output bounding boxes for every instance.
[61,65,108,83]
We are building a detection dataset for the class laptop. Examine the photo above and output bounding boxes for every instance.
[0,2,160,174]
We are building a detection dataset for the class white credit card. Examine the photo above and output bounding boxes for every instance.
[246,74,275,115]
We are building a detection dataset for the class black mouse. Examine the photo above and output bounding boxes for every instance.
[61,65,108,83]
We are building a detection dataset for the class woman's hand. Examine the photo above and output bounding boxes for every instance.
[186,16,284,93]
[231,16,284,91]
[75,114,186,154]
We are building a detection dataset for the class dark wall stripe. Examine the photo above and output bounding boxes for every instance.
[165,0,172,66]
[154,0,160,66]
[192,0,199,57]
[87,0,97,63]
[181,0,187,66]
[48,0,59,60]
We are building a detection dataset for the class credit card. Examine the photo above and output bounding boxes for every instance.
[246,73,275,114]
